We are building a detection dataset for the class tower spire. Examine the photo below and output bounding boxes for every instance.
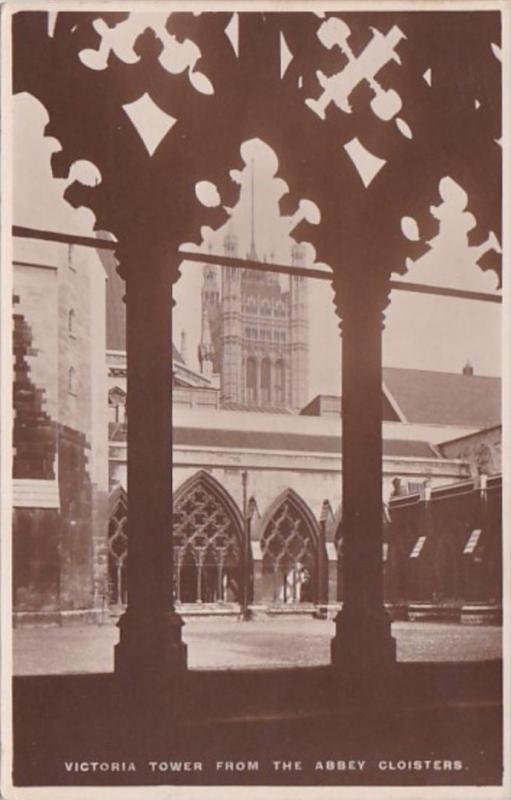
[248,159,257,260]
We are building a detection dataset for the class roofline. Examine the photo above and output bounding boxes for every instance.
[109,438,466,466]
[388,472,502,508]
[382,380,408,422]
[382,365,502,381]
[438,423,502,447]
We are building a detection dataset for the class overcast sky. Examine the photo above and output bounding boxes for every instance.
[13,23,502,400]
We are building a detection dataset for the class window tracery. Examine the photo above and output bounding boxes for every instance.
[107,488,128,606]
[261,492,317,603]
[173,473,243,603]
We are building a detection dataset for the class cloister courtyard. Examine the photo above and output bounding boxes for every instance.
[14,617,502,675]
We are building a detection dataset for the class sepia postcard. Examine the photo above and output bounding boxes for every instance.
[1,1,510,798]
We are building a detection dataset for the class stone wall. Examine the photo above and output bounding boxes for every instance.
[109,436,469,523]
[385,476,502,612]
[13,239,109,624]
[439,426,502,478]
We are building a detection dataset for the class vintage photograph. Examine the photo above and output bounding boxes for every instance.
[1,3,508,797]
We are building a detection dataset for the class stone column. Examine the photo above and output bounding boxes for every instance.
[331,283,396,692]
[114,249,187,708]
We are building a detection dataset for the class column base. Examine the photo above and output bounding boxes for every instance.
[331,604,396,702]
[114,608,187,718]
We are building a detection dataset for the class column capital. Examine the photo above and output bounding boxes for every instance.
[115,240,183,289]
[330,271,392,330]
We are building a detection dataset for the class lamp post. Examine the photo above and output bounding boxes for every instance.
[240,470,252,621]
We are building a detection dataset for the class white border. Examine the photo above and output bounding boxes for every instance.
[1,2,510,799]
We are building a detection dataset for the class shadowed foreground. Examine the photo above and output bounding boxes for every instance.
[13,660,502,787]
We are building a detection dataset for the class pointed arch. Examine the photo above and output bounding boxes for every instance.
[259,488,319,604]
[108,485,128,607]
[260,488,320,545]
[173,470,244,603]
[108,484,127,518]
[174,470,244,541]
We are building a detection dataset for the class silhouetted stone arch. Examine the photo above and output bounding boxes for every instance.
[259,489,319,604]
[173,471,244,603]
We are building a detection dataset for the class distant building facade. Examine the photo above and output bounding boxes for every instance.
[107,394,501,614]
[199,232,309,411]
[439,425,502,478]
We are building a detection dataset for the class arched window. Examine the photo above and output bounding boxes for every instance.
[173,471,244,604]
[261,357,271,404]
[68,308,76,335]
[68,366,76,394]
[246,357,258,403]
[275,359,285,405]
[260,489,319,604]
[107,486,128,606]
[108,386,127,424]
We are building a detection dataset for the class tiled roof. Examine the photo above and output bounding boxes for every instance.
[221,402,293,414]
[382,367,501,428]
[172,428,436,457]
[109,424,438,458]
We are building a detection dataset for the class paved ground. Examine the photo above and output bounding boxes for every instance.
[13,618,502,675]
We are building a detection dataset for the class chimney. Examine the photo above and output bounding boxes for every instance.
[462,360,474,376]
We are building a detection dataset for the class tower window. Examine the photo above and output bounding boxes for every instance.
[246,357,258,403]
[68,308,76,336]
[68,366,77,395]
[261,358,271,404]
[275,359,285,405]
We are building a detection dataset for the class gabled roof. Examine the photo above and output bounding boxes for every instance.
[172,427,438,458]
[382,367,501,428]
